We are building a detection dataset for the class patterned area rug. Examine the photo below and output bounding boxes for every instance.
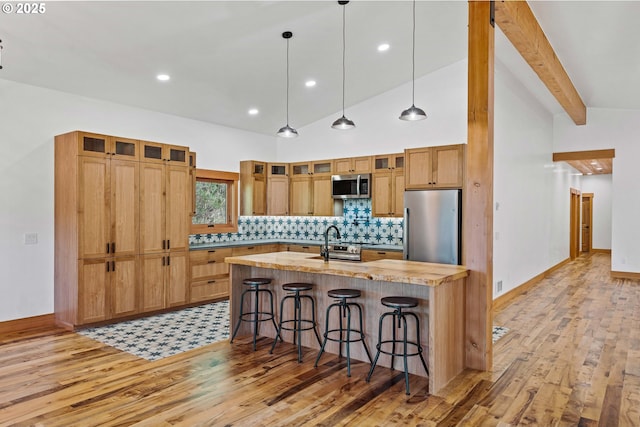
[492,325,510,343]
[78,301,230,361]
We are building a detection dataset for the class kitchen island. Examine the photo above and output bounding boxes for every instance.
[225,251,469,395]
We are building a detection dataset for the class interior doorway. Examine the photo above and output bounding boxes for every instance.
[570,188,581,260]
[581,193,593,253]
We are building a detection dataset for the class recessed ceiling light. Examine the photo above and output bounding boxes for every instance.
[590,161,598,165]
[587,172,593,175]
[596,167,603,171]
[156,74,170,81]
[305,80,316,88]
[377,43,390,52]
[248,108,259,115]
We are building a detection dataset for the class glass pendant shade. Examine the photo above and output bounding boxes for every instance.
[331,115,355,130]
[277,124,298,138]
[399,104,427,121]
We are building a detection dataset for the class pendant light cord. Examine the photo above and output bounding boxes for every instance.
[286,37,290,126]
[411,0,416,106]
[341,3,346,115]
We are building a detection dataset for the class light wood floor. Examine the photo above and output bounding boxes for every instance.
[1,253,639,426]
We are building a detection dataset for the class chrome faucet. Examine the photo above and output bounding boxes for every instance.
[321,225,341,262]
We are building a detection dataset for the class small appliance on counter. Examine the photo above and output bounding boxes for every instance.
[403,189,462,265]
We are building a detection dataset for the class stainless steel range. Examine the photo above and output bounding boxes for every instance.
[324,243,362,262]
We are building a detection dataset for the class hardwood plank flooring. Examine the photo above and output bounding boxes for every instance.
[1,253,639,426]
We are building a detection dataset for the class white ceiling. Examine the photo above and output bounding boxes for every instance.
[1,1,639,136]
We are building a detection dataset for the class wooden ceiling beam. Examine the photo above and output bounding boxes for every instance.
[552,149,615,162]
[494,0,587,125]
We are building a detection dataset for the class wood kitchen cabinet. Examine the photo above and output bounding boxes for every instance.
[361,249,403,262]
[267,163,289,216]
[240,161,267,216]
[333,156,372,174]
[289,160,333,216]
[372,153,405,217]
[78,256,139,324]
[55,131,193,329]
[141,251,188,311]
[405,144,465,190]
[190,248,232,302]
[140,141,191,254]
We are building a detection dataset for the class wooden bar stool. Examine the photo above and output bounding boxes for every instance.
[314,288,372,377]
[270,282,322,363]
[230,277,279,351]
[366,296,429,395]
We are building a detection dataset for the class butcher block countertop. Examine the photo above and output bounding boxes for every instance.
[224,251,468,287]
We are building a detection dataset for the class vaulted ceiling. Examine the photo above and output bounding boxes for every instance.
[1,1,639,137]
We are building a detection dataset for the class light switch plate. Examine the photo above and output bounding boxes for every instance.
[25,233,38,245]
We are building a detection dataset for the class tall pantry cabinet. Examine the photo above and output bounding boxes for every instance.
[54,131,192,329]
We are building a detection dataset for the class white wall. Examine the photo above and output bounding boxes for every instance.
[492,61,579,298]
[554,108,640,272]
[276,59,468,161]
[581,175,612,251]
[0,78,274,322]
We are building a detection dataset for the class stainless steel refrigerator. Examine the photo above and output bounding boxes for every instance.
[403,189,462,265]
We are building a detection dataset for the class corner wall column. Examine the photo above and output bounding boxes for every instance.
[464,0,494,371]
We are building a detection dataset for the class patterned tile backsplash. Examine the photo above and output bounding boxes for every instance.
[190,199,403,246]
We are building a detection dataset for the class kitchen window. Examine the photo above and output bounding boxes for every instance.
[191,169,239,234]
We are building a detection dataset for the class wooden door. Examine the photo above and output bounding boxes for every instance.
[111,256,139,318]
[433,145,464,188]
[570,189,581,260]
[78,156,110,259]
[267,176,289,216]
[333,158,352,174]
[372,172,392,217]
[393,170,405,217]
[166,164,190,252]
[289,176,312,216]
[581,193,593,253]
[78,258,109,324]
[252,175,267,215]
[312,176,333,216]
[167,251,188,307]
[405,147,433,189]
[352,156,372,174]
[111,159,139,256]
[140,253,166,312]
[140,162,166,254]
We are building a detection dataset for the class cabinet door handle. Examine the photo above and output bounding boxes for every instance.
[162,256,166,266]
[111,242,115,253]
[247,246,254,250]
[112,261,116,271]
[377,252,386,255]
[207,280,216,284]
[162,240,166,250]
[208,260,217,264]
[167,256,171,266]
[106,261,110,272]
[208,250,216,253]
[106,243,110,254]
[167,240,170,250]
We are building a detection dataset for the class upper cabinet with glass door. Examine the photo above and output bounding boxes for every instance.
[140,140,189,166]
[78,132,139,161]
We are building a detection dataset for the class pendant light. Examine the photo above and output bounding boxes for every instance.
[332,1,355,130]
[399,0,427,121]
[277,31,298,138]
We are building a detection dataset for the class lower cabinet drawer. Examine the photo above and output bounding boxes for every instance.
[190,278,230,302]
[191,261,229,281]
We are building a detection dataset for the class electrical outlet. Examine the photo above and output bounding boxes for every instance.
[495,280,503,293]
[25,233,38,245]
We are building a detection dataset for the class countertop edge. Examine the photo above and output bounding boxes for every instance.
[225,252,468,287]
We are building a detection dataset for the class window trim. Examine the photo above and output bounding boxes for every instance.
[191,168,239,235]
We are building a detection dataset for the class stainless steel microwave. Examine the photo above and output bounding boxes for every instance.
[331,174,371,199]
